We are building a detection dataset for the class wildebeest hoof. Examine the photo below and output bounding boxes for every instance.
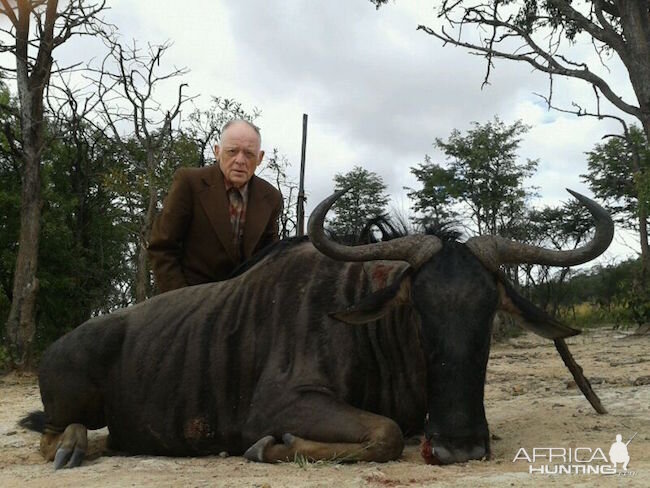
[54,447,71,469]
[282,433,296,446]
[244,435,275,462]
[51,423,87,469]
[53,447,85,469]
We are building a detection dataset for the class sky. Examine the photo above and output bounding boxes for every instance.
[6,0,642,263]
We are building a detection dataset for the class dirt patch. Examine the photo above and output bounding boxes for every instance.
[1,328,649,487]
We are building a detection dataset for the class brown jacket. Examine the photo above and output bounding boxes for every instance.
[148,165,282,293]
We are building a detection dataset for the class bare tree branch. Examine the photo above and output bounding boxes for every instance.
[418,18,641,118]
[0,0,19,26]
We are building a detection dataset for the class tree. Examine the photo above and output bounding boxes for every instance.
[406,155,458,229]
[370,2,650,141]
[184,98,260,167]
[94,38,191,302]
[0,81,130,358]
[35,122,131,346]
[260,148,298,239]
[0,81,20,343]
[371,0,650,331]
[410,118,538,237]
[0,0,107,368]
[329,166,389,242]
[522,200,594,314]
[370,0,650,261]
[583,125,650,277]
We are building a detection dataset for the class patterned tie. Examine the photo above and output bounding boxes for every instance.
[228,188,244,258]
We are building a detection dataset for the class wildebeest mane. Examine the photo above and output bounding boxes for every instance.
[231,218,459,279]
[360,215,462,243]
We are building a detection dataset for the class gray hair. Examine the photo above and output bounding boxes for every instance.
[221,119,261,144]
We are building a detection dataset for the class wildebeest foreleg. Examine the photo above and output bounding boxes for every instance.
[40,424,88,469]
[244,393,403,463]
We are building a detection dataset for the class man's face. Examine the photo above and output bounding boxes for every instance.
[215,122,264,187]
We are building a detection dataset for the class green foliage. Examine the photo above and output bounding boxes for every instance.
[528,200,594,247]
[35,123,131,348]
[1,80,267,354]
[524,258,649,329]
[410,117,538,236]
[514,0,585,39]
[3,79,133,348]
[0,87,132,351]
[511,199,594,314]
[611,271,650,328]
[582,126,650,303]
[0,82,20,345]
[261,148,298,238]
[406,155,457,228]
[143,132,204,205]
[329,166,389,241]
[582,125,650,231]
[371,0,610,40]
[185,97,261,167]
[99,130,204,301]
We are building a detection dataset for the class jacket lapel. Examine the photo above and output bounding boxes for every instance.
[243,175,273,258]
[198,166,238,263]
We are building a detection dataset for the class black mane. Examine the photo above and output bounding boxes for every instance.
[360,215,461,243]
[229,218,461,279]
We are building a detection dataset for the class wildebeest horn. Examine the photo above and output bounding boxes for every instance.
[308,188,442,268]
[465,189,614,271]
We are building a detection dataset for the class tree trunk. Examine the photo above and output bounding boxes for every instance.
[134,151,157,302]
[638,195,649,284]
[4,0,105,365]
[135,237,149,303]
[637,118,650,334]
[5,0,50,367]
[6,121,43,369]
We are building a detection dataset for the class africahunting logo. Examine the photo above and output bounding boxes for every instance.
[513,433,637,475]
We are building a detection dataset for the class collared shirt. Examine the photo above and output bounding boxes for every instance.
[224,181,249,258]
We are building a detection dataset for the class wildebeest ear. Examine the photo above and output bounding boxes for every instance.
[497,278,580,339]
[330,270,412,325]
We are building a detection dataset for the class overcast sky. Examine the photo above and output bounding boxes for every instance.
[29,1,645,262]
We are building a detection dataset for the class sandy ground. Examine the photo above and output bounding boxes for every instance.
[0,327,648,488]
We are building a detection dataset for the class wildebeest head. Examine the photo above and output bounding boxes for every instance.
[308,188,613,465]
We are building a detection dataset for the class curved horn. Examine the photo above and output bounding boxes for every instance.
[466,189,614,271]
[308,188,442,268]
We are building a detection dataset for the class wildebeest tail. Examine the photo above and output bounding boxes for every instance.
[19,411,47,433]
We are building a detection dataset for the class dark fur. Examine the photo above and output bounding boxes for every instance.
[19,411,47,433]
[24,237,560,464]
[228,236,309,278]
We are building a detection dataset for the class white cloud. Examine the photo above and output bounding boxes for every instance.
[5,0,636,263]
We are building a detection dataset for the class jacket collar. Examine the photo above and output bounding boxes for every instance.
[198,165,274,262]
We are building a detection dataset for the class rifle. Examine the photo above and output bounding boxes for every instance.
[625,432,637,446]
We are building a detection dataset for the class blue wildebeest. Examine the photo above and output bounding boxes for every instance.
[21,188,612,468]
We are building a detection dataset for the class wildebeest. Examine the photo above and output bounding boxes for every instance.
[21,188,613,468]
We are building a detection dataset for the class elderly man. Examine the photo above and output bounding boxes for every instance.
[148,119,282,293]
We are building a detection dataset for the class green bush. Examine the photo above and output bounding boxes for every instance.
[612,275,650,328]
